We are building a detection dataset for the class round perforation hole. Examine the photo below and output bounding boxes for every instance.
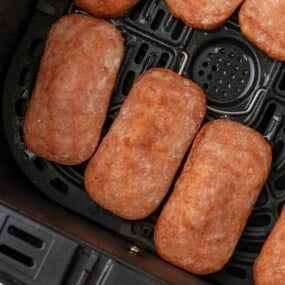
[189,39,257,106]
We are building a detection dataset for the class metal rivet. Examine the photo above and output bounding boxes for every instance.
[129,245,141,255]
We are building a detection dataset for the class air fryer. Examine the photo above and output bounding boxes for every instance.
[1,0,285,284]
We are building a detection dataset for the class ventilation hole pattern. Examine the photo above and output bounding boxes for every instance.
[273,141,284,163]
[157,52,169,67]
[190,40,256,106]
[272,139,285,171]
[128,0,147,21]
[52,162,86,190]
[151,9,165,31]
[275,172,285,192]
[0,245,34,267]
[237,239,264,255]
[255,189,268,208]
[274,66,285,95]
[126,0,188,43]
[122,70,136,96]
[135,43,149,64]
[8,226,43,249]
[256,103,277,135]
[246,213,272,228]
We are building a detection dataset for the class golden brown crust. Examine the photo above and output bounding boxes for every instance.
[254,207,285,285]
[165,0,243,30]
[74,0,139,18]
[84,68,206,220]
[239,0,285,61]
[23,14,124,165]
[154,119,272,274]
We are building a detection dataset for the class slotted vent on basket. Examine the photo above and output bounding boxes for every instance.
[275,66,285,95]
[126,0,189,44]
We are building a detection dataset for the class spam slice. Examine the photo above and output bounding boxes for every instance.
[254,206,285,285]
[84,68,206,220]
[165,0,243,30]
[239,0,285,61]
[23,14,124,165]
[74,0,139,18]
[154,119,272,274]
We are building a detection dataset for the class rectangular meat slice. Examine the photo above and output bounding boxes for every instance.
[154,119,272,274]
[84,67,206,220]
[24,14,124,165]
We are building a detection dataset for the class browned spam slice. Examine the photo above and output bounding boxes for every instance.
[165,0,243,30]
[23,14,124,165]
[239,0,285,61]
[84,68,206,220]
[254,206,285,285]
[154,119,272,274]
[74,0,139,18]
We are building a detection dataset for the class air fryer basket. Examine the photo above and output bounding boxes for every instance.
[2,0,285,284]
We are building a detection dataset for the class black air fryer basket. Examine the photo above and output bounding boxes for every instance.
[2,0,285,284]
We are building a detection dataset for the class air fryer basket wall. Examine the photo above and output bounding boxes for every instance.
[2,0,285,284]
